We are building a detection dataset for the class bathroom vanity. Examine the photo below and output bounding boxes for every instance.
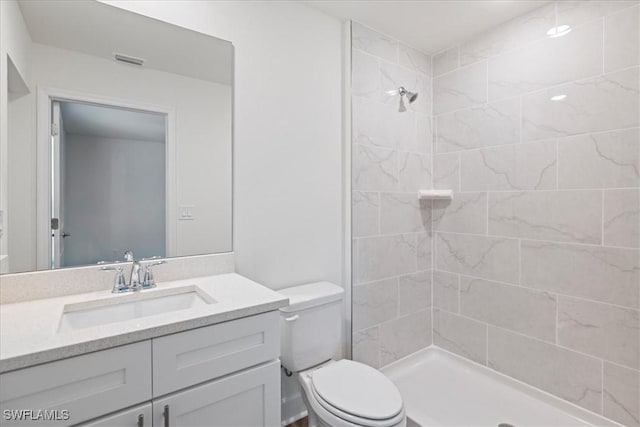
[0,273,288,426]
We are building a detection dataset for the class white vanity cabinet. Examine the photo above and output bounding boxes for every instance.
[152,361,280,427]
[0,312,281,427]
[0,342,152,426]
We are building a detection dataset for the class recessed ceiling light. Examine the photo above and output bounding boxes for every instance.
[547,25,572,38]
[550,94,567,101]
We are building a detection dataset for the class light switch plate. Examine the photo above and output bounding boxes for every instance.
[179,205,195,220]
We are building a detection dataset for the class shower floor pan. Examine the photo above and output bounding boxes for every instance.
[381,347,619,427]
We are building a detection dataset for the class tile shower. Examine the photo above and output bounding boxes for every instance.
[351,21,434,368]
[351,2,639,426]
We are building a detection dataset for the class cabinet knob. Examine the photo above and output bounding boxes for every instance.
[137,414,144,427]
[163,405,170,427]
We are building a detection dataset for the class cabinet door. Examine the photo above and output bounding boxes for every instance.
[78,404,152,427]
[0,342,151,426]
[152,311,279,397]
[153,361,280,427]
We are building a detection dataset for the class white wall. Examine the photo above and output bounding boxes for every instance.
[7,86,35,273]
[102,3,345,424]
[0,0,33,273]
[63,133,166,266]
[103,1,345,291]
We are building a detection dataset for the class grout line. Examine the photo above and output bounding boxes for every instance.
[601,189,605,246]
[457,152,461,192]
[352,45,430,80]
[431,125,640,154]
[485,319,489,365]
[517,239,522,285]
[485,60,489,103]
[555,139,560,190]
[601,17,606,75]
[396,276,400,318]
[598,357,640,373]
[555,293,559,344]
[377,191,382,236]
[430,229,639,251]
[519,94,523,145]
[456,274,461,315]
[485,190,490,235]
[363,187,640,195]
[436,269,640,313]
[433,65,640,115]
[358,181,640,200]
[600,359,605,414]
[488,321,633,368]
[433,53,480,80]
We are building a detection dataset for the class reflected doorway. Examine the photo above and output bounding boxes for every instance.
[49,100,167,268]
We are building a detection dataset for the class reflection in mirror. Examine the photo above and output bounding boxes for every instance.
[0,0,233,274]
[52,101,167,268]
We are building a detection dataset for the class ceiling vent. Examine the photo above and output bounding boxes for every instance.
[113,53,145,66]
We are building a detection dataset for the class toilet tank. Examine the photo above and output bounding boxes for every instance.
[278,282,344,372]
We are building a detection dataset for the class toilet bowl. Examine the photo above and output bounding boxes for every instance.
[279,282,406,427]
[298,360,406,427]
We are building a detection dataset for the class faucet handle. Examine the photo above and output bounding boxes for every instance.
[142,260,166,289]
[101,266,128,293]
[124,250,135,262]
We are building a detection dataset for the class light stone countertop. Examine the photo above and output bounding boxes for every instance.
[0,273,288,373]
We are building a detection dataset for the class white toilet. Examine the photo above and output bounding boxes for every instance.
[279,282,406,427]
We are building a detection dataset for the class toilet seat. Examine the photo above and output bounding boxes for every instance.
[308,360,404,427]
[310,382,406,427]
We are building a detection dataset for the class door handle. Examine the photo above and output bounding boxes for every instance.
[163,405,170,427]
[137,414,144,427]
[61,232,70,238]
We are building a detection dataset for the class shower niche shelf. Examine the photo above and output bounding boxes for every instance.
[418,190,453,200]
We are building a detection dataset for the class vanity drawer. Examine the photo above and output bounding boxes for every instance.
[152,311,280,396]
[0,341,151,426]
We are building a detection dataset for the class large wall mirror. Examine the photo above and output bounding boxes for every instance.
[0,1,233,274]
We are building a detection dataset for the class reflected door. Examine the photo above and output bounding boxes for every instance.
[51,101,67,268]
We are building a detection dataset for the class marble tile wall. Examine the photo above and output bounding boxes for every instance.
[351,21,433,369]
[430,2,639,425]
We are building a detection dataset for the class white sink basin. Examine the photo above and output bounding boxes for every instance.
[57,286,216,333]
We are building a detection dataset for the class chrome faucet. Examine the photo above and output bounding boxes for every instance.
[124,250,143,290]
[101,251,167,293]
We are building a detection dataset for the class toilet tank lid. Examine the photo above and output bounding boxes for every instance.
[279,282,344,312]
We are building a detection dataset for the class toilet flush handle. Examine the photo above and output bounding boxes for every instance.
[285,314,299,322]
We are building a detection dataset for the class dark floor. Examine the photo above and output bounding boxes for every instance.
[285,417,308,427]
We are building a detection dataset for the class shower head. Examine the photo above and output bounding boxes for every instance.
[399,86,418,103]
[387,86,418,112]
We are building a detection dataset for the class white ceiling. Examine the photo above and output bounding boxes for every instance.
[18,0,233,85]
[305,0,552,54]
[60,102,166,143]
